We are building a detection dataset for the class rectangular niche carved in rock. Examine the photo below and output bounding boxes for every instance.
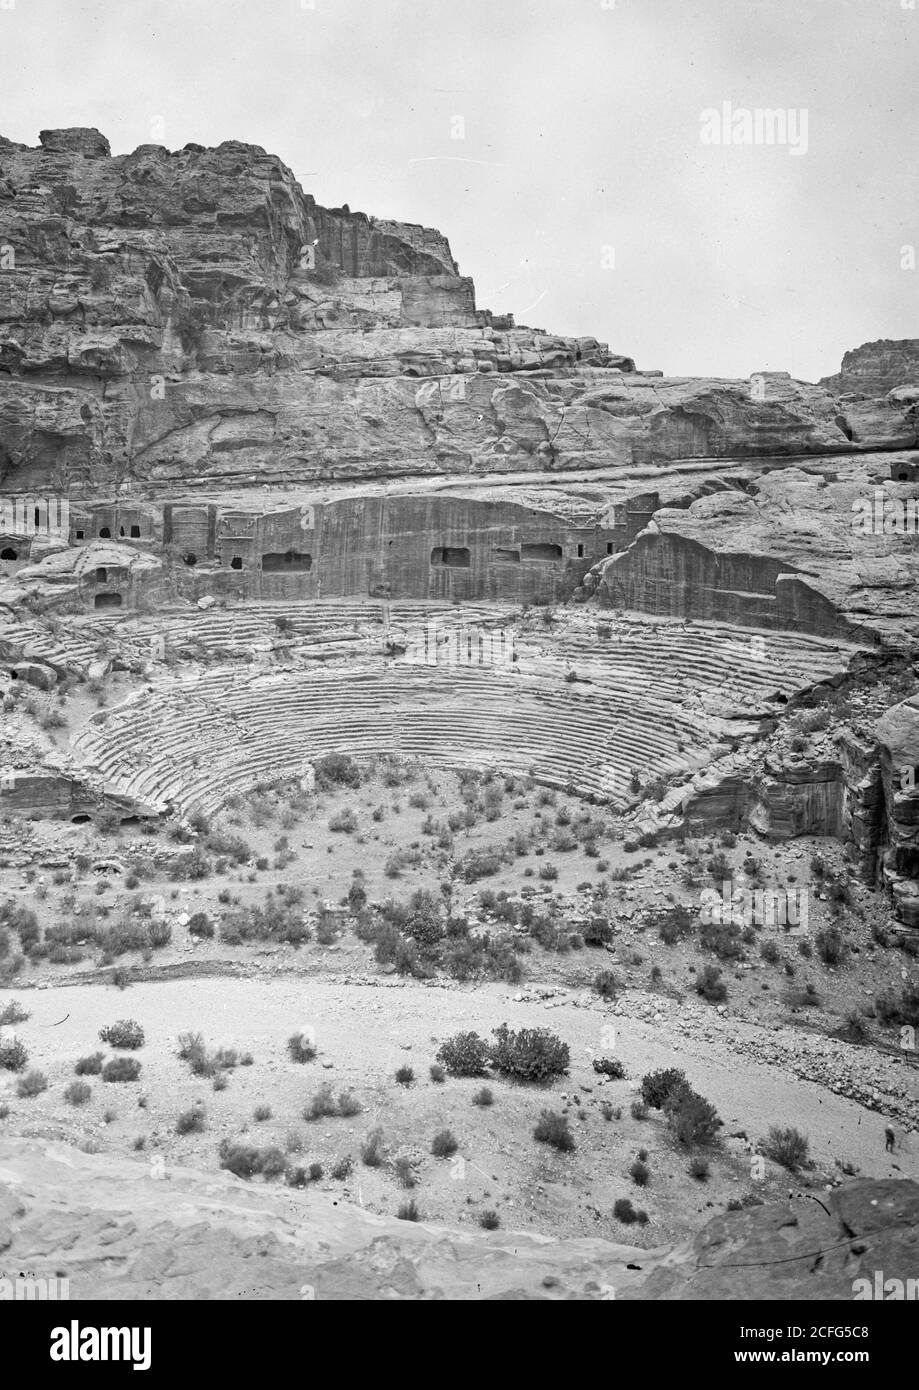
[261,550,313,572]
[94,592,122,609]
[493,547,520,563]
[431,546,471,568]
[521,543,563,562]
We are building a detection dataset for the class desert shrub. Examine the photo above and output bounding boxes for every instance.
[760,1125,809,1171]
[689,1155,710,1181]
[699,917,744,960]
[640,1068,688,1110]
[593,1056,626,1080]
[760,939,781,965]
[431,1128,459,1158]
[393,1155,416,1189]
[64,1080,92,1106]
[436,1031,489,1078]
[314,753,362,790]
[262,1147,288,1179]
[533,1110,575,1152]
[707,851,731,882]
[75,1052,104,1075]
[218,1142,264,1179]
[287,1033,317,1063]
[328,809,358,834]
[102,1057,141,1083]
[629,1159,650,1187]
[394,1065,414,1086]
[304,1084,337,1121]
[582,918,614,947]
[99,1019,145,1049]
[472,1086,494,1107]
[0,1000,29,1025]
[308,1162,323,1182]
[0,1037,28,1072]
[695,964,728,1002]
[836,1010,869,1044]
[613,1198,648,1225]
[397,1200,420,1222]
[630,1099,649,1120]
[429,1063,446,1083]
[17,1069,48,1097]
[253,1104,272,1122]
[593,969,621,1000]
[489,1024,569,1083]
[187,911,214,939]
[330,1155,353,1180]
[360,1127,386,1167]
[337,1091,361,1117]
[176,1107,206,1135]
[665,1085,722,1148]
[655,904,694,945]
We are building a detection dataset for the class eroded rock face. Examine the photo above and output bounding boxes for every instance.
[875,696,919,925]
[821,339,919,398]
[0,1136,915,1300]
[0,128,914,506]
[594,464,919,646]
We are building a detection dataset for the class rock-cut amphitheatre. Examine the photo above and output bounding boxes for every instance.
[0,127,918,1299]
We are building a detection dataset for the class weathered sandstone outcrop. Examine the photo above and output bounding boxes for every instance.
[0,1135,915,1300]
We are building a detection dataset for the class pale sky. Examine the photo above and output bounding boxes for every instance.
[0,0,916,381]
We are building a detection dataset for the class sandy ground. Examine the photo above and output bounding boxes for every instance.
[2,971,914,1248]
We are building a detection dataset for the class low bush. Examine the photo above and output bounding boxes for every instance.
[176,1107,206,1135]
[287,1033,317,1063]
[0,1037,28,1072]
[489,1024,569,1083]
[640,1068,688,1110]
[592,1056,626,1079]
[99,1019,145,1050]
[75,1052,104,1075]
[533,1110,575,1152]
[613,1198,648,1226]
[17,1069,48,1098]
[431,1128,459,1158]
[64,1080,92,1106]
[629,1159,651,1187]
[436,1031,489,1078]
[760,1125,810,1171]
[102,1057,141,1083]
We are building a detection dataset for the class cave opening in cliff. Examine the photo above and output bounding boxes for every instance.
[75,530,84,539]
[230,556,243,569]
[0,547,17,560]
[431,546,471,568]
[262,550,312,572]
[521,543,563,562]
[183,553,198,566]
[130,525,140,538]
[96,567,107,582]
[94,592,122,609]
[99,527,111,538]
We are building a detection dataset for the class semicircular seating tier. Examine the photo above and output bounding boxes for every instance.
[69,609,862,815]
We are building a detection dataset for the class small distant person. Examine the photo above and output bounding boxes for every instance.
[885,1125,896,1153]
